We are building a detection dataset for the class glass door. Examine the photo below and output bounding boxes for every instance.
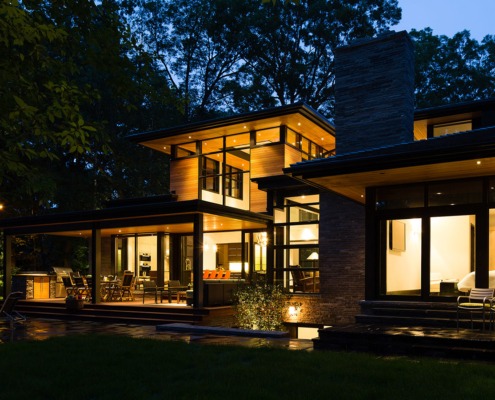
[380,218,422,296]
[431,215,476,297]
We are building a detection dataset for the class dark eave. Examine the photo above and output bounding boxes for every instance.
[0,200,272,235]
[414,97,495,121]
[286,126,495,179]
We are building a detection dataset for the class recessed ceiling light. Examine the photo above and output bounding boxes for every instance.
[477,160,481,165]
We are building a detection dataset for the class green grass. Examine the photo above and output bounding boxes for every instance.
[0,334,494,400]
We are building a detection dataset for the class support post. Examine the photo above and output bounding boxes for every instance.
[91,228,101,303]
[192,214,204,308]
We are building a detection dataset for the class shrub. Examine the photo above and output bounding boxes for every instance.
[232,282,290,331]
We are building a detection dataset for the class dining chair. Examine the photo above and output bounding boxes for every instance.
[457,288,494,330]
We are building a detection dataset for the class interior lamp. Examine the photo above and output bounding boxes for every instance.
[307,252,319,269]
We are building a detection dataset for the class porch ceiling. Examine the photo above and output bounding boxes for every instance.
[304,156,495,204]
[7,211,269,238]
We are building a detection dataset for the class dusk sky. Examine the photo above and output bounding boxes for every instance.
[395,0,495,41]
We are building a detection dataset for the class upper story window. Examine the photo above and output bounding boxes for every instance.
[286,127,325,160]
[225,165,243,200]
[175,142,197,158]
[202,157,220,193]
[432,120,472,137]
[255,127,280,145]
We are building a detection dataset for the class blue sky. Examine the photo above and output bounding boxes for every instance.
[394,0,495,41]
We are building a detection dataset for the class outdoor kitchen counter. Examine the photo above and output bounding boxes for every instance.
[203,279,244,306]
[12,272,57,299]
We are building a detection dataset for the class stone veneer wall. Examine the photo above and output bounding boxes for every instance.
[335,31,415,154]
[317,191,365,326]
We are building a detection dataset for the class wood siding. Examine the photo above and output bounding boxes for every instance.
[170,158,199,200]
[250,145,286,179]
[284,144,303,167]
[250,181,267,213]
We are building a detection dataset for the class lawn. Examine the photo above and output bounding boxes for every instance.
[0,334,493,400]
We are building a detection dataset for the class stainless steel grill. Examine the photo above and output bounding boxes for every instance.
[51,267,74,298]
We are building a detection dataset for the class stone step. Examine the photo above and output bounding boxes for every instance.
[15,301,211,326]
[314,324,495,360]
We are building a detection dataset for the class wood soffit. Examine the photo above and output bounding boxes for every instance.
[288,128,495,204]
[1,201,271,237]
[129,104,335,154]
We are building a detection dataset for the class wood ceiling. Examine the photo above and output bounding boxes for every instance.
[306,157,495,203]
[140,111,335,155]
[41,212,268,238]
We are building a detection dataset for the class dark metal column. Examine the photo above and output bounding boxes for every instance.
[157,232,165,287]
[192,214,204,308]
[3,234,12,296]
[266,221,274,284]
[91,228,102,303]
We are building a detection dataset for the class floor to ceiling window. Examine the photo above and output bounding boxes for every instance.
[382,218,422,296]
[374,178,489,299]
[274,195,319,293]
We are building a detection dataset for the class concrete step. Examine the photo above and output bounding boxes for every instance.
[15,301,207,326]
[314,324,495,361]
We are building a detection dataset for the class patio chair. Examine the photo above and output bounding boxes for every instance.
[457,288,494,330]
[0,292,26,326]
[142,280,163,304]
[73,276,92,301]
[163,280,187,303]
[114,272,135,301]
[62,275,77,296]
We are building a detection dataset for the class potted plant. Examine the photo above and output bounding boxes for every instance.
[65,295,84,311]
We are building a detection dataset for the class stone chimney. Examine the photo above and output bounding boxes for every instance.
[334,31,415,154]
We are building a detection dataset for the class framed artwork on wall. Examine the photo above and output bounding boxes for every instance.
[390,220,406,252]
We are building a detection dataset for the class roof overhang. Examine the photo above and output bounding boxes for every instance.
[285,127,495,203]
[128,103,335,155]
[0,200,272,237]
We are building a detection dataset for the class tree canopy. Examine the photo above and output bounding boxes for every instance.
[411,28,495,108]
[1,0,494,218]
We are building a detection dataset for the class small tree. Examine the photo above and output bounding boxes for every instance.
[232,282,290,331]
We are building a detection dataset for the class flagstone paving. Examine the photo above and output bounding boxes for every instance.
[0,318,314,351]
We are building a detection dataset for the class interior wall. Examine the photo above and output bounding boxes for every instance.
[203,232,242,270]
[386,216,473,293]
[430,215,472,281]
[386,218,421,292]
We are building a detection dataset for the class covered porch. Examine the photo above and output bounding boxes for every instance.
[1,197,272,310]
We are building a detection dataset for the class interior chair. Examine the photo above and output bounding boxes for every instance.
[203,270,213,279]
[0,292,26,327]
[221,270,231,279]
[290,265,320,293]
[457,288,494,330]
[61,275,77,296]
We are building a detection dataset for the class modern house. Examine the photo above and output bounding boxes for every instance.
[2,31,495,336]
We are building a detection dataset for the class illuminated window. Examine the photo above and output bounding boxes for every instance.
[432,120,472,137]
[202,157,219,193]
[225,165,243,199]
